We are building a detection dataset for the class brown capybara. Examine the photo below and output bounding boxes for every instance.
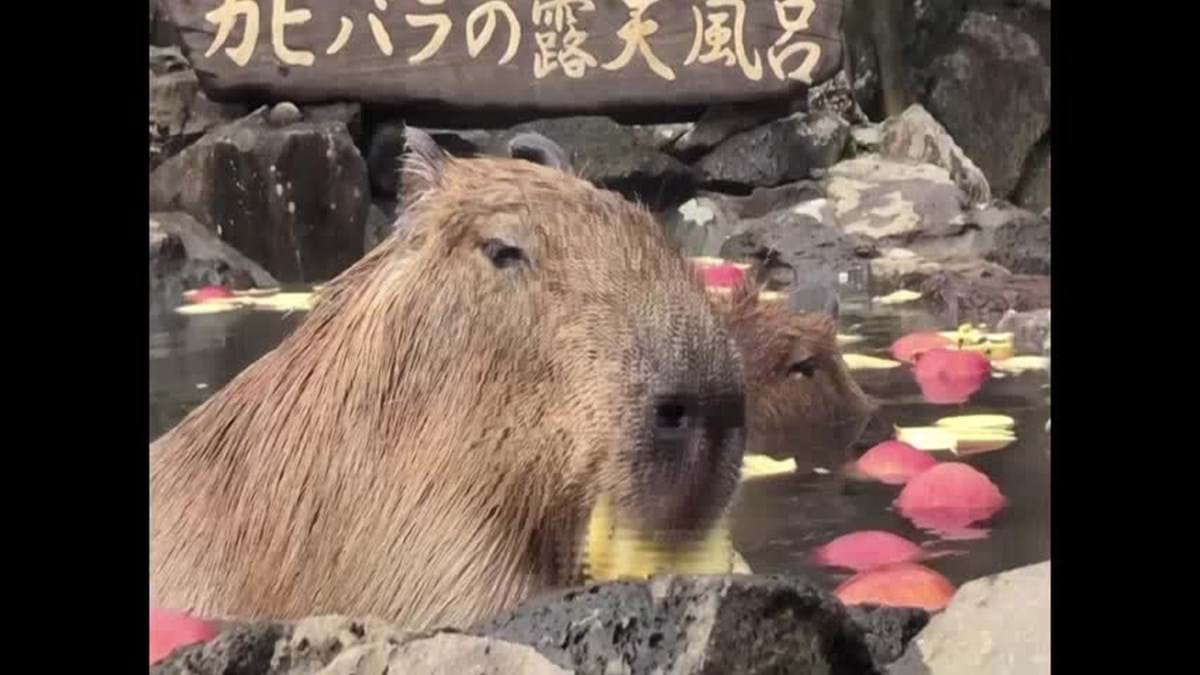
[149,130,747,631]
[714,281,875,472]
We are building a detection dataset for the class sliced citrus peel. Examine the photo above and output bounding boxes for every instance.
[173,292,315,316]
[874,289,923,305]
[895,423,1016,456]
[741,454,797,480]
[842,353,903,370]
[992,356,1050,373]
[582,495,740,582]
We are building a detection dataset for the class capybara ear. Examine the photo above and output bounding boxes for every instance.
[507,132,572,172]
[399,126,449,208]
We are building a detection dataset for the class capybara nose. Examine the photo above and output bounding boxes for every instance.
[651,394,744,454]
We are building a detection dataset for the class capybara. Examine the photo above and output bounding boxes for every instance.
[150,130,747,631]
[715,280,875,472]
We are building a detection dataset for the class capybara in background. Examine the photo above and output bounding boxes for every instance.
[717,281,876,472]
[150,131,747,631]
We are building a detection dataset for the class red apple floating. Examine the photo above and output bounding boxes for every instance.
[183,285,234,303]
[895,462,1006,536]
[911,348,991,404]
[851,440,938,485]
[890,332,952,364]
[697,262,747,289]
[149,607,219,665]
[835,562,956,611]
[812,530,923,572]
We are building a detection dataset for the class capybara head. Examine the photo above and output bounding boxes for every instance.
[150,130,746,630]
[718,282,876,471]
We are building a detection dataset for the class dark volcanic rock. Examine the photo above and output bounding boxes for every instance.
[660,181,824,257]
[497,116,696,210]
[720,204,879,314]
[698,112,850,192]
[821,156,969,243]
[1013,134,1051,211]
[149,46,246,170]
[847,605,931,667]
[669,101,791,160]
[970,203,1051,275]
[302,102,364,147]
[150,212,279,316]
[150,621,286,675]
[920,264,1051,326]
[149,108,369,284]
[366,123,496,197]
[473,575,896,675]
[364,199,402,253]
[923,12,1051,199]
[996,308,1052,355]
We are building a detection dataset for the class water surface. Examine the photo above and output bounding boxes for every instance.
[149,296,1051,591]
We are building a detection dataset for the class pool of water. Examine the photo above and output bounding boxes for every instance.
[149,297,1051,592]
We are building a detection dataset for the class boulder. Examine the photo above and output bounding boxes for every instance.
[661,181,824,257]
[669,101,791,160]
[151,615,568,675]
[881,104,991,204]
[150,212,279,314]
[969,203,1051,275]
[473,575,919,674]
[363,200,401,253]
[889,562,1050,675]
[698,112,850,191]
[820,155,969,241]
[996,308,1052,355]
[302,103,364,147]
[919,263,1051,326]
[922,12,1051,199]
[149,46,246,170]
[365,123,496,197]
[1014,135,1051,211]
[497,116,696,211]
[149,108,369,284]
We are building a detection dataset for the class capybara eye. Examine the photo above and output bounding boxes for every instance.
[788,358,816,379]
[654,401,689,431]
[481,238,527,269]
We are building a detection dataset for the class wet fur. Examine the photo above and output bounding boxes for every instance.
[151,144,745,630]
[715,279,874,467]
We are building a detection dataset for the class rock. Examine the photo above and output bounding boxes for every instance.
[498,116,695,210]
[150,621,287,675]
[669,101,790,160]
[807,70,870,125]
[661,181,824,257]
[271,616,417,675]
[996,308,1051,355]
[881,104,991,204]
[889,562,1050,675]
[923,12,1051,199]
[149,108,369,284]
[820,155,969,241]
[364,200,401,253]
[267,102,303,127]
[331,634,570,675]
[847,605,931,667]
[850,124,883,155]
[969,203,1051,275]
[149,46,247,170]
[152,615,567,675]
[473,575,900,674]
[698,112,850,191]
[302,103,364,147]
[919,263,1051,326]
[628,123,694,152]
[1014,135,1051,211]
[149,0,175,46]
[719,195,880,314]
[150,212,279,315]
[365,122,409,197]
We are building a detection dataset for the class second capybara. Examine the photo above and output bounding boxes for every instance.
[150,131,747,631]
[715,280,876,472]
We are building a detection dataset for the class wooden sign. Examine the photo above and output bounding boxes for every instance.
[162,0,844,110]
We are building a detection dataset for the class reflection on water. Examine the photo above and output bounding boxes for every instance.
[148,300,1050,591]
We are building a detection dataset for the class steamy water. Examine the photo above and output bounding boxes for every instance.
[149,290,1051,592]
